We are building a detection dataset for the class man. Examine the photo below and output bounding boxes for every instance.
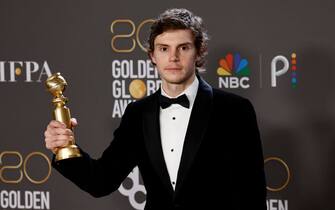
[44,8,266,210]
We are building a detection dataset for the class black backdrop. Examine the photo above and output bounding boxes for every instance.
[1,1,334,209]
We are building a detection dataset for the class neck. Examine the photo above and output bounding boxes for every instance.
[162,74,196,97]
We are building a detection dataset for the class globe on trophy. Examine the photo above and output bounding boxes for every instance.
[45,72,81,161]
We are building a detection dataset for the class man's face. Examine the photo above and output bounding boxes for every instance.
[150,29,198,86]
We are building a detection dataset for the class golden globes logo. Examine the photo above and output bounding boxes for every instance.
[0,151,51,209]
[110,19,161,118]
[110,19,154,53]
[265,156,290,210]
[0,61,52,82]
[111,59,161,118]
[0,151,51,184]
[265,157,290,192]
[129,79,147,99]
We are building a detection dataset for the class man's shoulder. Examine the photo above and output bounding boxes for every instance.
[211,88,256,117]
[198,75,250,105]
[127,90,159,111]
[212,88,249,104]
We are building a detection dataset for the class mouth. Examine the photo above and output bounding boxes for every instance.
[164,67,182,71]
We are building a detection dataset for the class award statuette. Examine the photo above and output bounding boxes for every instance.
[45,72,81,161]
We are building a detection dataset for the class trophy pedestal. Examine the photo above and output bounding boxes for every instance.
[55,145,82,161]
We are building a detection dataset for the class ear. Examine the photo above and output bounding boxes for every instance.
[149,51,157,65]
[195,54,201,64]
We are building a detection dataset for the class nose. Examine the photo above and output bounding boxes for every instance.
[169,49,180,62]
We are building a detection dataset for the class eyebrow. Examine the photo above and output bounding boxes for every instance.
[154,42,193,47]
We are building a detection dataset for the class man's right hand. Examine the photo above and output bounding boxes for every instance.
[44,118,78,153]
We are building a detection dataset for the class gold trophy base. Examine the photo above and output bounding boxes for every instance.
[55,145,82,161]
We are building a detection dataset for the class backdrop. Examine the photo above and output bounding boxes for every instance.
[1,0,334,210]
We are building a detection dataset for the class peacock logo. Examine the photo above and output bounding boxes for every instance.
[217,53,250,89]
[217,53,250,76]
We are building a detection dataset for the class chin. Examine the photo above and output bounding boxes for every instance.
[164,77,187,85]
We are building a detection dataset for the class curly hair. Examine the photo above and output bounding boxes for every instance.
[147,8,209,69]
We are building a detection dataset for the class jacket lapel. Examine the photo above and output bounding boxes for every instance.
[174,76,213,197]
[142,90,174,197]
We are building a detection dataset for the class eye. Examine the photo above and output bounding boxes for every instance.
[159,47,168,52]
[179,45,190,51]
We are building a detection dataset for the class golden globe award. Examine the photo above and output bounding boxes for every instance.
[45,72,81,161]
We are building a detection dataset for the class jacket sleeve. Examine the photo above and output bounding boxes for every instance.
[52,102,141,197]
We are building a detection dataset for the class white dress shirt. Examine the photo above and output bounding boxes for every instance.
[159,77,199,190]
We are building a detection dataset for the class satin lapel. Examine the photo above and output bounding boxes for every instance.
[174,77,213,197]
[142,90,174,196]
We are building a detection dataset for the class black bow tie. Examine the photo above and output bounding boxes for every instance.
[159,94,190,109]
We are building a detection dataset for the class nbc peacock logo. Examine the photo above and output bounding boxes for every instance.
[217,53,250,89]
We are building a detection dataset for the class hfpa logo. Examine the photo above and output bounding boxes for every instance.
[0,61,52,82]
[271,53,297,88]
[217,53,250,89]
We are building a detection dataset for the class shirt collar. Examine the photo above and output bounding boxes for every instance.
[160,76,199,108]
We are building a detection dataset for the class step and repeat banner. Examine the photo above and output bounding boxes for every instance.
[1,1,334,210]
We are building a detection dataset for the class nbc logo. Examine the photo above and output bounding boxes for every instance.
[217,53,250,89]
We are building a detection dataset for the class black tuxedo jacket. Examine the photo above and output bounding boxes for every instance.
[53,76,267,210]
